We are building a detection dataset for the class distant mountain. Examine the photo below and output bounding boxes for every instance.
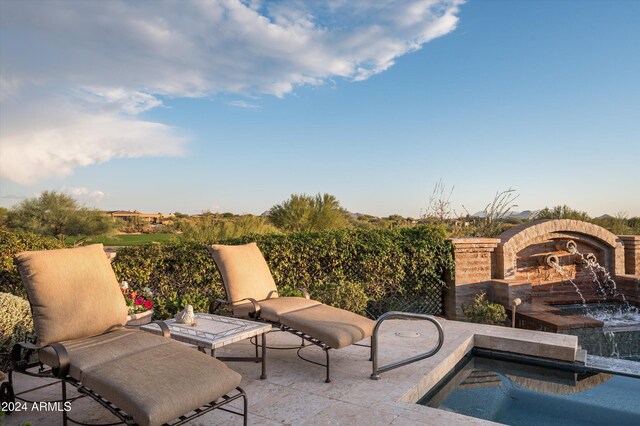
[471,210,539,219]
[596,214,614,219]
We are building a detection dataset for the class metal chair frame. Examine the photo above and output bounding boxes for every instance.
[212,290,445,383]
[212,291,371,383]
[1,321,248,426]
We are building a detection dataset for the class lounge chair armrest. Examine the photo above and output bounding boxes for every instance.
[11,341,38,372]
[151,320,171,338]
[294,288,311,299]
[49,343,70,378]
[18,341,39,350]
[266,290,278,299]
[234,297,262,319]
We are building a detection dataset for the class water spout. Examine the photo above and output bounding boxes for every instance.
[555,240,577,254]
[543,254,559,268]
[538,254,560,269]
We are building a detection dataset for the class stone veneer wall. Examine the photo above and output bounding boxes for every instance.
[496,220,625,279]
[619,235,640,275]
[445,238,500,319]
[445,220,639,320]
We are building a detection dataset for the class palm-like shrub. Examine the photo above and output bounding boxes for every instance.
[269,193,349,231]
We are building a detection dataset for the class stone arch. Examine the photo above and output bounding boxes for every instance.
[496,219,624,279]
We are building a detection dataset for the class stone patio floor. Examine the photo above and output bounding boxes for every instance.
[3,318,578,425]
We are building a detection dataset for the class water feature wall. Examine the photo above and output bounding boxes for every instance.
[445,220,640,320]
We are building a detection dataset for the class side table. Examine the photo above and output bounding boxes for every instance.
[141,313,271,379]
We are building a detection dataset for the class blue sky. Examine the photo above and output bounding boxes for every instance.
[1,0,638,217]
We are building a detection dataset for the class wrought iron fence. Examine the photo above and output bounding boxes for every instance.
[364,288,444,319]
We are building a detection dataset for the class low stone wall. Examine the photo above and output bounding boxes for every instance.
[616,274,640,305]
[619,235,640,275]
[445,238,500,319]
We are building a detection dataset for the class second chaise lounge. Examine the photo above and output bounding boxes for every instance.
[208,242,376,382]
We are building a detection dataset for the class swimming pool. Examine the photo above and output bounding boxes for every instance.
[419,354,640,425]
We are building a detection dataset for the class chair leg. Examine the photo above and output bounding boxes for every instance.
[260,333,267,380]
[240,387,248,426]
[61,380,68,426]
[324,349,331,383]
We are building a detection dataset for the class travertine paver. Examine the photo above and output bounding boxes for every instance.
[3,319,576,425]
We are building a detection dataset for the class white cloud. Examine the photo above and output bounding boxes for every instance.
[75,87,164,115]
[61,187,107,205]
[0,0,463,184]
[0,94,186,184]
[229,100,262,110]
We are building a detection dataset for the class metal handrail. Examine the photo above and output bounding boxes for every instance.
[370,311,445,380]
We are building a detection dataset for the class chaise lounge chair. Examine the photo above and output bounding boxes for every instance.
[208,243,445,382]
[4,244,247,426]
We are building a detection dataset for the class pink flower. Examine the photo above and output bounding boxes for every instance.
[134,297,143,306]
[144,300,153,309]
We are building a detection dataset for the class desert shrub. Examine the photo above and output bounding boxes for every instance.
[0,292,34,371]
[461,292,507,326]
[0,230,64,297]
[177,215,279,242]
[268,193,349,231]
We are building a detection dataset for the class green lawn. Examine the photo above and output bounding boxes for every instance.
[67,233,174,246]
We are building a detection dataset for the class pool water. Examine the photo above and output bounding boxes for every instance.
[558,302,640,328]
[420,356,640,425]
[555,303,640,361]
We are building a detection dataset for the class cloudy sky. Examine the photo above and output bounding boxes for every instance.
[1,0,638,217]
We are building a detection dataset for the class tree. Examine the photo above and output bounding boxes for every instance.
[269,193,349,232]
[536,205,590,221]
[6,191,114,241]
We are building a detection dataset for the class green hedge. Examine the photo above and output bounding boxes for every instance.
[0,230,64,297]
[112,226,453,318]
[0,227,454,320]
[0,292,34,371]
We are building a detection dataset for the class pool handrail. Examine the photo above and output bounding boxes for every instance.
[370,311,445,380]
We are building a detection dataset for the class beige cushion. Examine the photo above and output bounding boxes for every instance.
[38,329,172,381]
[233,297,321,321]
[83,341,242,426]
[208,243,278,306]
[15,244,128,346]
[280,304,375,349]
